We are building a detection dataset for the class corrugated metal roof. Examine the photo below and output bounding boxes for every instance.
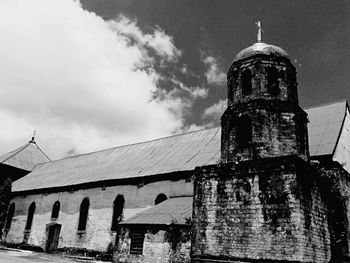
[11,100,347,193]
[0,141,51,171]
[121,196,193,225]
[306,100,346,156]
[13,128,221,192]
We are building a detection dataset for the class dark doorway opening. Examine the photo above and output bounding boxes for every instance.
[45,223,61,253]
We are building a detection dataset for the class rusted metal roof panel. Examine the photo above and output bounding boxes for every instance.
[121,196,193,225]
[13,128,221,192]
[307,100,346,156]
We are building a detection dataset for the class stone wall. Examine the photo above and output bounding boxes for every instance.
[221,100,309,163]
[3,175,192,252]
[113,225,191,263]
[313,160,350,262]
[191,156,331,263]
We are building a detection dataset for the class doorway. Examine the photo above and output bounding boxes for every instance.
[45,223,61,253]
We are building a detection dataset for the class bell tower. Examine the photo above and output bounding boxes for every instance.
[191,23,330,263]
[221,24,309,162]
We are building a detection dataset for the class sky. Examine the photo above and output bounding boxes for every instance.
[0,0,349,159]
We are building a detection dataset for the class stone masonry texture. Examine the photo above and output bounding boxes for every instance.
[191,156,331,263]
[113,225,191,263]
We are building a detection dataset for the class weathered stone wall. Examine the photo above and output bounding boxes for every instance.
[191,156,331,263]
[221,101,309,163]
[114,226,191,263]
[3,176,192,251]
[313,160,350,262]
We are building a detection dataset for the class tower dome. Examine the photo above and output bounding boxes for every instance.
[233,42,289,63]
[221,22,309,163]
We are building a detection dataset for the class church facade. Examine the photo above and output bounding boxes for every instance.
[1,39,350,263]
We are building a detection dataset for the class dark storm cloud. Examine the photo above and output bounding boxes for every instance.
[82,0,350,110]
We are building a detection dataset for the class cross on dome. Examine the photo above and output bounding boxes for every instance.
[255,21,263,42]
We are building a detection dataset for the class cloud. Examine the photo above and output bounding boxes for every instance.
[109,16,182,64]
[202,56,226,86]
[0,0,191,159]
[168,78,208,99]
[202,99,227,127]
[203,99,227,118]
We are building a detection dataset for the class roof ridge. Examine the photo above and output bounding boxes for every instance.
[51,127,220,163]
[32,142,51,162]
[304,99,347,110]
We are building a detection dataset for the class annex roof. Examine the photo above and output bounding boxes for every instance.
[306,100,347,156]
[121,196,193,225]
[12,100,348,193]
[0,141,51,171]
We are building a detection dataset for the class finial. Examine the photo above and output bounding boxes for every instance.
[255,21,263,42]
[29,130,36,143]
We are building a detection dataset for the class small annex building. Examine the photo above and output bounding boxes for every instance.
[1,39,350,263]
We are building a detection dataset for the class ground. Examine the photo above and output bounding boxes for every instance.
[0,247,108,263]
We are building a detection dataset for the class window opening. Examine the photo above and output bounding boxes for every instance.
[130,232,145,255]
[78,198,89,231]
[155,193,167,205]
[25,202,36,231]
[51,201,60,219]
[4,203,15,230]
[111,195,125,231]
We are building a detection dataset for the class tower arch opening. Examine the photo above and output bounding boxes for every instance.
[241,69,252,95]
[236,115,252,148]
[266,67,279,96]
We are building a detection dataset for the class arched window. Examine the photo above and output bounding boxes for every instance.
[236,116,252,148]
[267,67,279,96]
[4,203,15,230]
[51,201,60,219]
[111,195,125,231]
[155,193,167,205]
[25,202,36,231]
[78,198,89,231]
[241,69,252,95]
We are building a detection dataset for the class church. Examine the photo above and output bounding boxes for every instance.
[1,31,350,263]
